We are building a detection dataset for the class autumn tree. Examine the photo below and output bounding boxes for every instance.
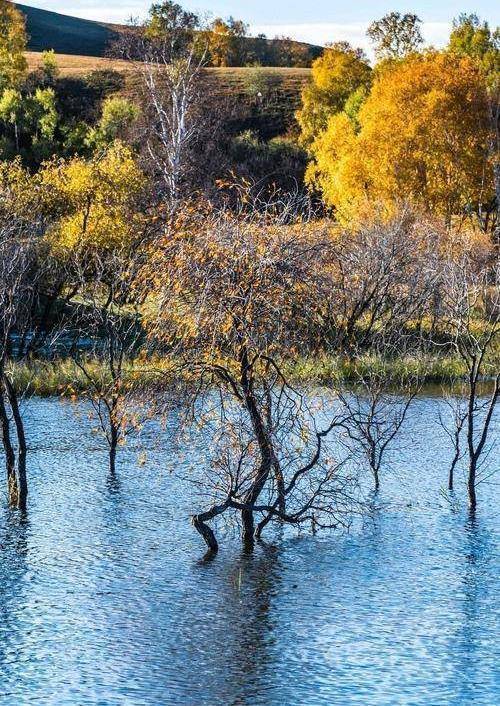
[297,42,371,144]
[367,12,423,61]
[40,142,145,253]
[206,17,248,67]
[0,0,27,92]
[307,52,494,227]
[144,206,358,553]
[448,14,500,239]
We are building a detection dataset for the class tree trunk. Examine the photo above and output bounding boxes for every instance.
[468,459,477,510]
[448,447,460,492]
[192,515,219,553]
[4,376,27,511]
[239,349,275,548]
[241,508,255,548]
[0,385,18,506]
[192,501,230,554]
[109,423,119,475]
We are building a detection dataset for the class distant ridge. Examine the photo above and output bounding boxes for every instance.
[15,3,322,65]
[16,3,120,57]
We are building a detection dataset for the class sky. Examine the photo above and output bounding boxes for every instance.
[25,1,500,53]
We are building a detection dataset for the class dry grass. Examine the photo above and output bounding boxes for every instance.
[26,52,310,89]
[26,51,131,76]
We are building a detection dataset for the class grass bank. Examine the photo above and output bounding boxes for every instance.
[7,352,483,398]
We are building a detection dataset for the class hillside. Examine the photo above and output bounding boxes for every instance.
[16,3,322,65]
[26,51,130,76]
[17,4,120,57]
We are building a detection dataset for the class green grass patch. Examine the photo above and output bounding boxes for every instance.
[7,350,485,398]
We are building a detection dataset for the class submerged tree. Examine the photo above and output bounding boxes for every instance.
[39,144,148,473]
[335,363,418,492]
[144,207,358,553]
[440,249,499,509]
[0,215,38,509]
[68,249,147,474]
[439,395,468,492]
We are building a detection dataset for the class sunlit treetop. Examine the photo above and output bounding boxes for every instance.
[39,142,146,252]
[448,13,500,80]
[0,0,27,91]
[307,51,494,227]
[297,42,371,144]
[367,12,424,62]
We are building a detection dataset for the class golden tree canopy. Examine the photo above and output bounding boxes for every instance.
[40,143,145,252]
[307,51,494,226]
[297,42,371,144]
[0,0,27,91]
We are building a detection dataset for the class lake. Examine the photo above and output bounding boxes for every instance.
[0,395,498,706]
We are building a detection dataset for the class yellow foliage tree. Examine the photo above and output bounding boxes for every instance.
[307,52,494,226]
[206,17,246,67]
[0,0,27,91]
[39,143,145,252]
[297,42,371,144]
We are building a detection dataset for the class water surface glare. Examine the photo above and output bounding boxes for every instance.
[0,397,499,705]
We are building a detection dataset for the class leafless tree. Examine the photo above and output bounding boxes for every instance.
[67,248,149,474]
[0,217,39,509]
[335,359,419,492]
[439,252,499,509]
[114,2,208,212]
[145,206,360,554]
[325,210,443,353]
[438,394,468,492]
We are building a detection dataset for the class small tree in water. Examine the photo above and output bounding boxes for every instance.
[0,215,39,510]
[144,206,358,554]
[335,360,419,493]
[68,249,148,475]
[440,246,499,510]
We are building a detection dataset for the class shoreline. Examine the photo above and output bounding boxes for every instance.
[7,352,496,398]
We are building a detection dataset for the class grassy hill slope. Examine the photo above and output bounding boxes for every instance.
[20,4,312,138]
[26,52,309,101]
[17,3,119,57]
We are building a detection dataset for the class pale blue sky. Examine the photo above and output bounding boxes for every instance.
[24,1,500,52]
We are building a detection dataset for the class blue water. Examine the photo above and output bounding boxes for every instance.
[0,396,498,706]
